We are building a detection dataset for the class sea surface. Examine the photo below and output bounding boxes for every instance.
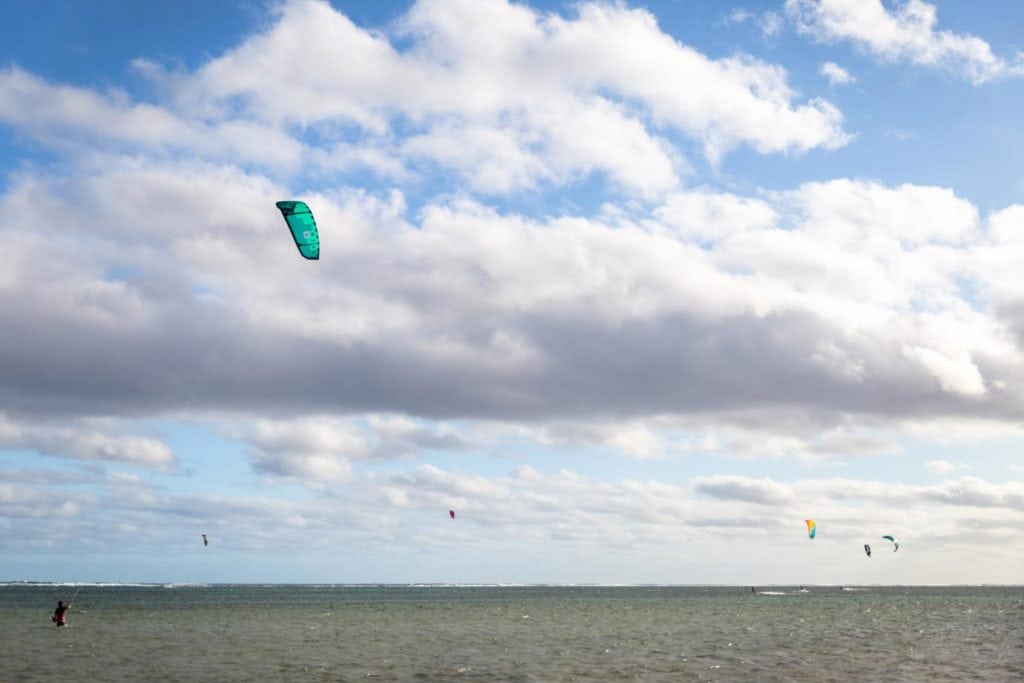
[1,584,1021,682]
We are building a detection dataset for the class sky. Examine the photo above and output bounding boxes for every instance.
[1,0,1023,585]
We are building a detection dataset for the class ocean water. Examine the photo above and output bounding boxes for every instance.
[1,584,1021,682]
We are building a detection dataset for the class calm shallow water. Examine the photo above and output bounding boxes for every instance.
[1,584,1021,681]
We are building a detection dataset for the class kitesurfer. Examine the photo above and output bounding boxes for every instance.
[51,600,68,627]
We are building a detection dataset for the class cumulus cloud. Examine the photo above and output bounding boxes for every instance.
[920,476,1024,509]
[226,415,477,482]
[0,67,303,168]
[820,61,855,85]
[346,467,1024,568]
[2,0,849,198]
[4,156,1024,456]
[4,462,1022,581]
[0,414,176,471]
[242,419,363,482]
[695,475,794,505]
[0,4,1021,470]
[2,9,1018,460]
[787,0,1024,83]
[903,345,987,398]
[5,0,1024,587]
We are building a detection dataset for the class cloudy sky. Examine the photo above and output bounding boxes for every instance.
[2,0,1023,585]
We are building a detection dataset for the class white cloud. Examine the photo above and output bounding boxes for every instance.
[252,451,354,482]
[229,415,480,482]
[787,0,1024,84]
[903,345,987,398]
[820,61,855,84]
[0,67,190,145]
[4,0,1024,587]
[0,0,850,199]
[652,189,777,242]
[526,420,672,460]
[986,204,1024,244]
[123,0,851,192]
[1,3,1023,477]
[921,476,1024,508]
[6,461,1022,582]
[727,9,784,38]
[0,0,847,200]
[695,475,794,505]
[926,459,969,474]
[0,414,176,471]
[0,67,303,168]
[5,154,1024,448]
[239,418,367,482]
[782,179,979,246]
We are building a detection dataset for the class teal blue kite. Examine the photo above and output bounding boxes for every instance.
[276,200,320,260]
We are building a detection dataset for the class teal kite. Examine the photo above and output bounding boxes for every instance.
[882,535,899,552]
[276,200,320,260]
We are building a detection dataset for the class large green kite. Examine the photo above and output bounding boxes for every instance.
[276,200,320,260]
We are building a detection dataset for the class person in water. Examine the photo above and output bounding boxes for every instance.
[52,600,68,626]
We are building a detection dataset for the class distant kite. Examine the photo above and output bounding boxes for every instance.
[864,544,871,557]
[449,510,455,520]
[805,519,816,539]
[882,535,899,552]
[276,200,320,260]
[202,534,209,547]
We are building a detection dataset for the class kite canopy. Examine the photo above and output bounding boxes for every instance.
[805,519,816,539]
[202,534,209,547]
[276,200,320,260]
[449,510,455,520]
[882,535,899,551]
[864,544,871,557]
